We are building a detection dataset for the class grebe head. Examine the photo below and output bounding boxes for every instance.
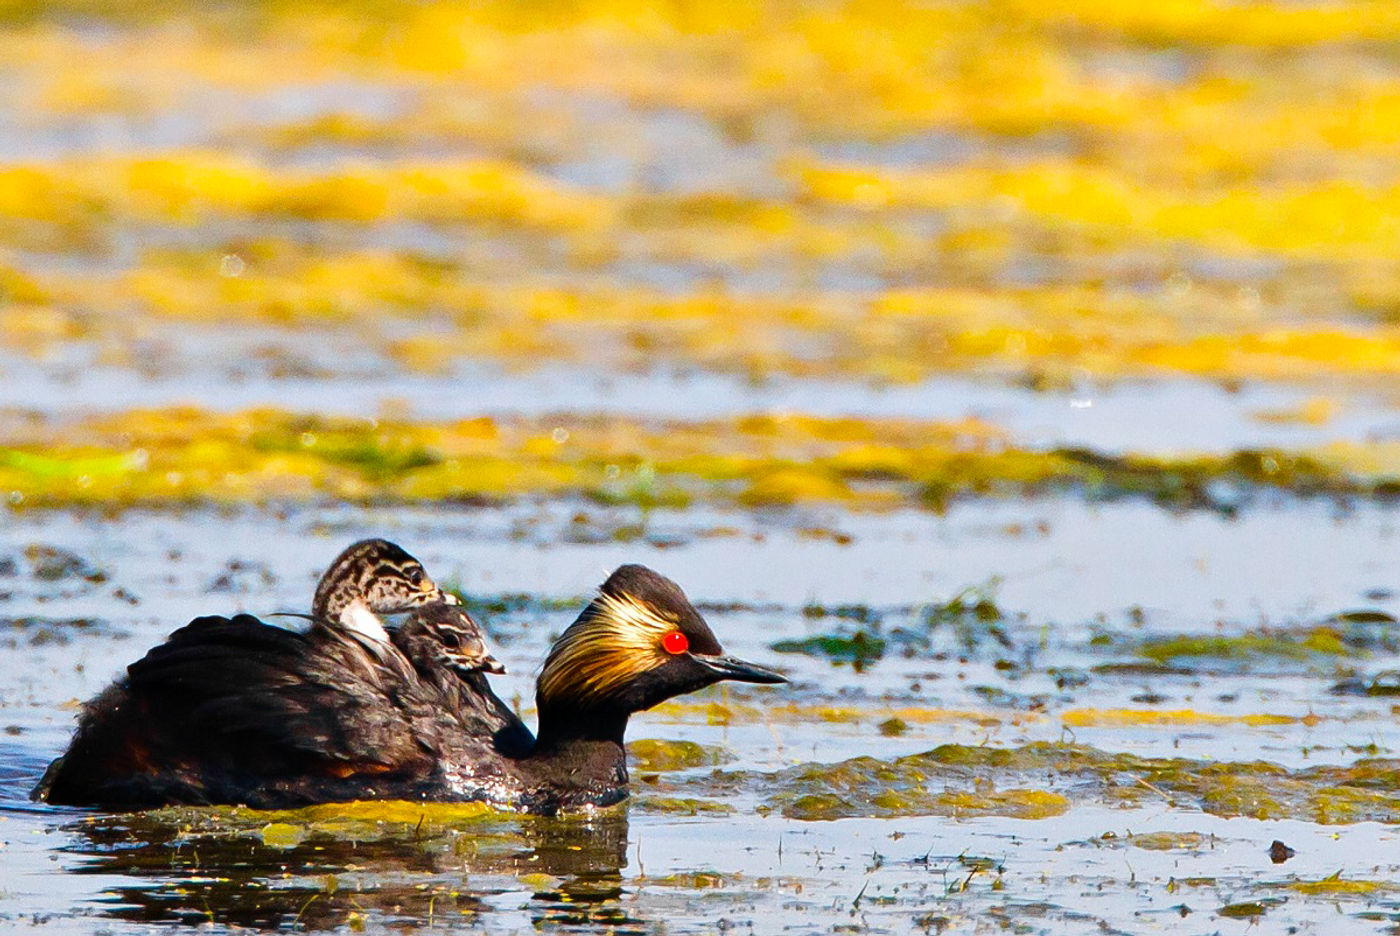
[400,601,507,675]
[536,564,785,718]
[312,539,443,644]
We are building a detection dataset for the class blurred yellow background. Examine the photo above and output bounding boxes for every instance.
[3,0,1399,508]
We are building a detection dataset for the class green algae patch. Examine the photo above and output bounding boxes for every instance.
[1127,832,1207,852]
[126,799,505,847]
[259,821,307,849]
[1140,627,1358,665]
[1200,778,1284,820]
[766,749,1071,820]
[1218,899,1283,919]
[739,468,853,507]
[627,739,731,772]
[645,871,739,889]
[8,407,1400,512]
[878,717,908,737]
[649,700,1008,729]
[770,631,885,668]
[735,743,1400,825]
[919,743,1109,772]
[935,789,1068,820]
[516,872,562,893]
[0,448,145,480]
[288,800,500,826]
[1132,617,1400,672]
[778,780,1067,821]
[1283,872,1390,896]
[0,155,610,233]
[632,796,736,817]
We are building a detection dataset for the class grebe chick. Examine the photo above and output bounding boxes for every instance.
[310,538,503,674]
[311,538,442,647]
[398,601,507,677]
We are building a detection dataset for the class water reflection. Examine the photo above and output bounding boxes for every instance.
[60,805,637,932]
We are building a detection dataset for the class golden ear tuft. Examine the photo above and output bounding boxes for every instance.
[537,592,678,706]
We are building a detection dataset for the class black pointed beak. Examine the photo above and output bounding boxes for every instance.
[695,653,787,684]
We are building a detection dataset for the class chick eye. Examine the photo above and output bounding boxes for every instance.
[662,631,689,655]
[407,567,424,586]
[440,630,460,648]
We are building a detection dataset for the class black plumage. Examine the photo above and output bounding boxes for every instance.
[36,564,784,813]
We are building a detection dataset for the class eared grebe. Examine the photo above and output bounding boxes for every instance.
[36,562,783,813]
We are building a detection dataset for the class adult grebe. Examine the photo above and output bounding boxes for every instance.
[36,563,784,813]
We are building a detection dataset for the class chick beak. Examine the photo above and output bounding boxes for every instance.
[694,653,787,684]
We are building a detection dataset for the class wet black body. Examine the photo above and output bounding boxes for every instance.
[35,614,586,811]
[36,565,784,813]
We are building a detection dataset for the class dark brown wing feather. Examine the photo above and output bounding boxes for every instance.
[127,615,422,761]
[39,614,443,808]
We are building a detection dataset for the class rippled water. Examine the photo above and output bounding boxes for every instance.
[4,494,1400,933]
[9,337,1400,455]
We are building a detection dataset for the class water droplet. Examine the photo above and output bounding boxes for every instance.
[219,254,246,277]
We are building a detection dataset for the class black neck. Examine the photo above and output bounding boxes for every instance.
[534,703,628,751]
[518,705,631,810]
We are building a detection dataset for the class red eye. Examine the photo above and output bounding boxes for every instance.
[662,631,689,655]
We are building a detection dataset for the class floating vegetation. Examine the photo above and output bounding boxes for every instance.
[770,631,886,670]
[93,799,507,846]
[740,743,1400,824]
[626,739,729,773]
[1058,709,1300,728]
[22,544,105,583]
[921,579,1014,653]
[1218,899,1283,919]
[772,582,1026,670]
[1137,618,1400,668]
[1331,671,1400,697]
[1139,630,1351,665]
[632,796,735,817]
[7,408,1400,511]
